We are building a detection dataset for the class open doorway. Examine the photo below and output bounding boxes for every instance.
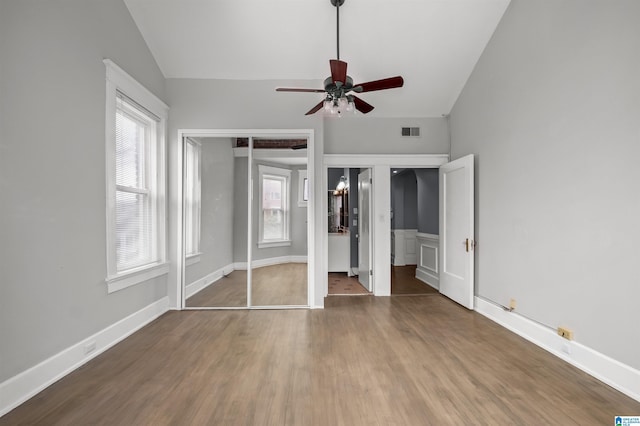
[390,168,439,295]
[327,167,373,296]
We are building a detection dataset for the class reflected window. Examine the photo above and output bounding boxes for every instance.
[258,165,291,248]
[184,139,201,258]
[298,169,308,207]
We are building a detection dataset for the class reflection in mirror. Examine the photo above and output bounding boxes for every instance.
[184,137,247,307]
[250,139,308,306]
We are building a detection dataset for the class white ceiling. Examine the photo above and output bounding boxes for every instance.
[124,0,510,117]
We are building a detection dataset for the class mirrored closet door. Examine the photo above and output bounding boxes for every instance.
[183,137,248,308]
[182,135,309,308]
[250,139,308,306]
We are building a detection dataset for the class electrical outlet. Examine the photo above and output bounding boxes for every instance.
[84,341,97,355]
[557,327,574,340]
[509,299,517,311]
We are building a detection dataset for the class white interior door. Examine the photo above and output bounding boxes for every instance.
[439,155,474,309]
[358,169,372,291]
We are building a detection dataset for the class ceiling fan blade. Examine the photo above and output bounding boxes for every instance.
[276,88,326,93]
[353,76,404,93]
[330,59,348,86]
[352,96,374,114]
[305,101,325,115]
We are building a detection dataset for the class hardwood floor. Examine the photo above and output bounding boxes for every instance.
[392,265,438,295]
[328,272,371,295]
[186,263,307,307]
[2,296,638,425]
[186,270,247,307]
[252,263,307,306]
[328,266,437,296]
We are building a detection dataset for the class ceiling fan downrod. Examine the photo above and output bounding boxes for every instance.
[331,0,345,60]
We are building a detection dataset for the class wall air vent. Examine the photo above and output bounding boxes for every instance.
[401,127,420,137]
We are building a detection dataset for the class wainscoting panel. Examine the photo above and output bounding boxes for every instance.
[416,233,439,289]
[391,229,417,266]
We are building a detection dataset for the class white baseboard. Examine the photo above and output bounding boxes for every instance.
[185,263,234,298]
[475,297,640,403]
[251,255,308,269]
[234,262,248,271]
[0,297,170,417]
[415,268,439,290]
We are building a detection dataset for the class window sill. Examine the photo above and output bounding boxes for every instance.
[258,240,292,249]
[185,253,201,266]
[106,262,170,294]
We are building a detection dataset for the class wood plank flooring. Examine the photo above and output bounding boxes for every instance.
[186,270,247,307]
[186,263,307,307]
[2,296,639,425]
[328,266,438,296]
[392,265,438,295]
[328,272,371,295]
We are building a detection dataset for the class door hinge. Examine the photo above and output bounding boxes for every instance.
[369,270,373,276]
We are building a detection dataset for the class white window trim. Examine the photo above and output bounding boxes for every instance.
[104,59,169,293]
[258,164,292,248]
[298,169,308,207]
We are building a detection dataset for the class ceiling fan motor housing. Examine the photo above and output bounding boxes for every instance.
[324,75,354,98]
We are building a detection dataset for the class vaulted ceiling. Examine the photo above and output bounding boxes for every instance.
[124,0,510,117]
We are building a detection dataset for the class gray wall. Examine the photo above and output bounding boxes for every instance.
[232,157,249,263]
[0,0,167,382]
[324,117,449,154]
[415,169,439,235]
[391,171,418,230]
[185,139,235,284]
[449,0,640,370]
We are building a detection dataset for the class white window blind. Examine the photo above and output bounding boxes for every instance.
[114,93,159,271]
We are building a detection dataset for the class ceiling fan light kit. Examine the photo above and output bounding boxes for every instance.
[276,0,404,116]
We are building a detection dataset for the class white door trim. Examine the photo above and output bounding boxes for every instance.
[322,154,448,299]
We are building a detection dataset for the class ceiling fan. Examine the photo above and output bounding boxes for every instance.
[276,0,404,116]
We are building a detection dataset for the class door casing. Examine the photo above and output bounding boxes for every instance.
[322,155,448,299]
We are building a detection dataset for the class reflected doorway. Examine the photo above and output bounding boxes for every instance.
[327,167,372,296]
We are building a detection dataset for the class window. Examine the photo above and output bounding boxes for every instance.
[104,59,168,293]
[297,169,309,207]
[184,138,201,261]
[258,165,291,248]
